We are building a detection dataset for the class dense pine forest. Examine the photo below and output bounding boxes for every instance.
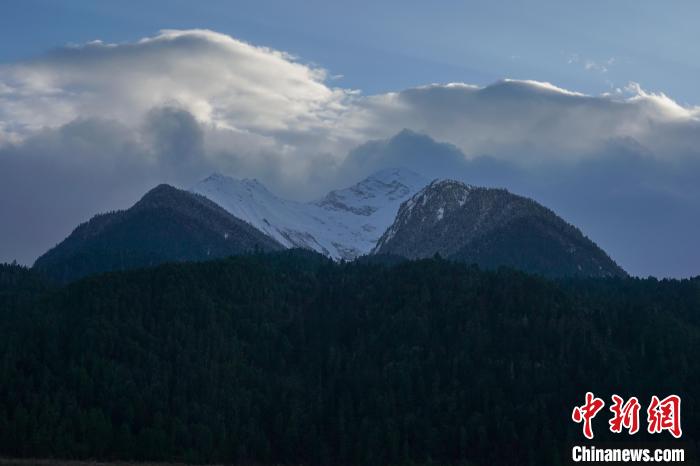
[0,251,698,465]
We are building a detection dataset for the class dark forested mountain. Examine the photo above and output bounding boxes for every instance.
[33,184,282,282]
[373,179,626,278]
[0,253,697,465]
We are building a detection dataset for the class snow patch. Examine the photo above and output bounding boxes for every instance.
[436,207,444,221]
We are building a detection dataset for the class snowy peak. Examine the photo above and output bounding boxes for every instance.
[315,168,427,216]
[360,166,428,188]
[378,179,481,246]
[192,172,305,250]
[200,173,279,202]
[404,179,477,215]
[192,168,429,260]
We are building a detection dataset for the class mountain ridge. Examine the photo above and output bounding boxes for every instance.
[373,178,626,278]
[32,168,626,280]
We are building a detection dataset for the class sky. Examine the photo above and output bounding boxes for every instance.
[0,1,699,277]
[3,0,700,101]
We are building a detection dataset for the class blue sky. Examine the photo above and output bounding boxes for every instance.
[2,0,699,102]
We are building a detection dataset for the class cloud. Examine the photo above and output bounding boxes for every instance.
[568,54,616,73]
[0,29,350,134]
[3,30,698,172]
[349,80,700,164]
[1,29,700,277]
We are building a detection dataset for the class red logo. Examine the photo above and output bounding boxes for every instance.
[572,393,682,439]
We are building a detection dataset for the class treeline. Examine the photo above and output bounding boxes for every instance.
[0,251,698,465]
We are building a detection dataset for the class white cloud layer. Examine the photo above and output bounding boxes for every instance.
[352,80,700,164]
[0,30,350,135]
[1,29,699,277]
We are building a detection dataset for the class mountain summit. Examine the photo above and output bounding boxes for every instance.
[192,168,428,260]
[373,179,626,278]
[33,184,282,282]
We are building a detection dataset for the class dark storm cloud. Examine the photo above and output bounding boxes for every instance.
[0,107,211,265]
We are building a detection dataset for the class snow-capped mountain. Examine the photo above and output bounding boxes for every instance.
[192,168,428,260]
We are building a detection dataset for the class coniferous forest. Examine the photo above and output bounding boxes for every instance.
[0,250,698,465]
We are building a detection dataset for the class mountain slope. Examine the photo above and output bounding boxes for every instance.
[373,179,626,277]
[33,184,283,282]
[192,167,428,260]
